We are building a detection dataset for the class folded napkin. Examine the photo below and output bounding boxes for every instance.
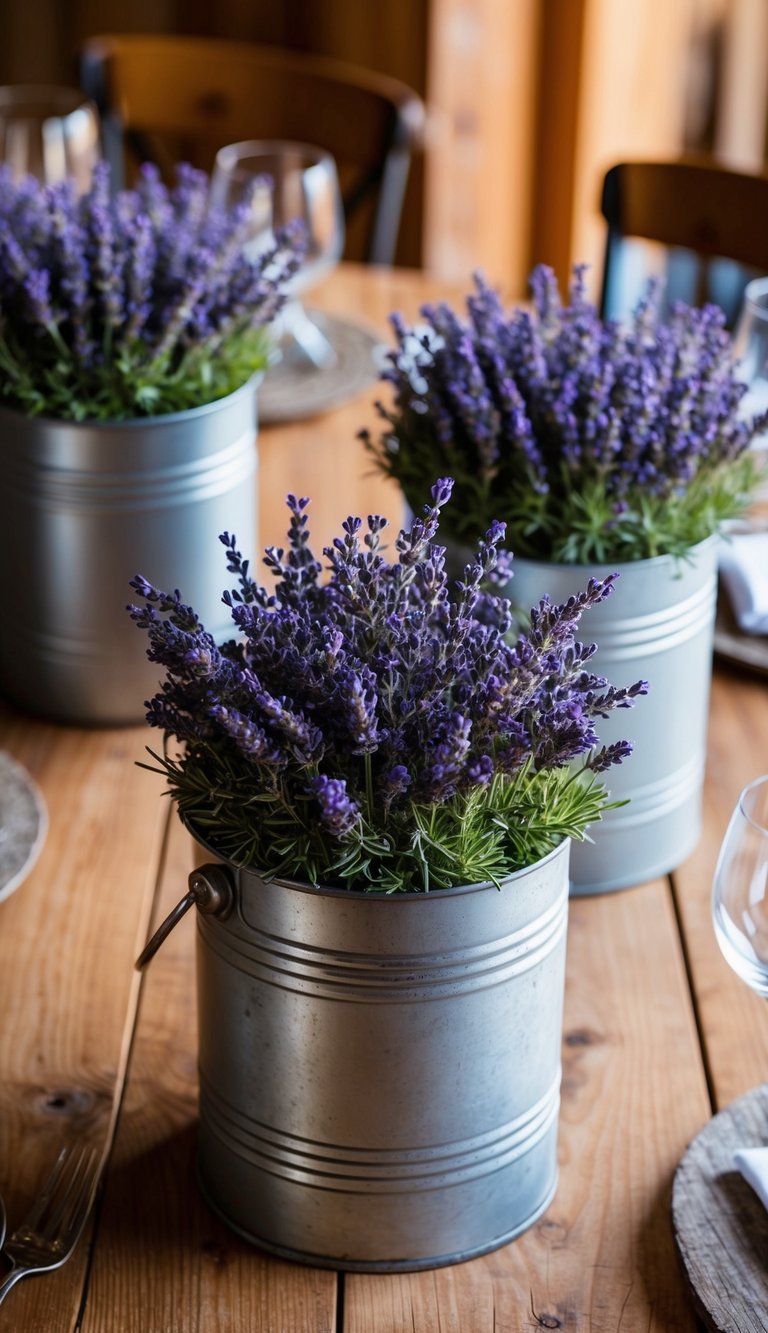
[719,532,768,635]
[733,1147,768,1210]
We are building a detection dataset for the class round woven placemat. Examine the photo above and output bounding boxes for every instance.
[258,311,380,424]
[0,750,48,903]
[672,1083,768,1332]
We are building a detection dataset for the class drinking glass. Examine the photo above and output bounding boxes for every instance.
[712,775,768,997]
[0,85,100,190]
[211,139,345,370]
[733,276,768,449]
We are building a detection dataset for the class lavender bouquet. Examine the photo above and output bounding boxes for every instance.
[362,266,764,564]
[129,479,646,893]
[0,161,303,421]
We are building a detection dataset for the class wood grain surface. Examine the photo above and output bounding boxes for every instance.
[0,712,165,1333]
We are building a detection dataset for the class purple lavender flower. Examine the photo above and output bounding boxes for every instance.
[23,268,55,327]
[362,268,765,562]
[85,160,124,334]
[129,483,644,891]
[47,179,92,362]
[123,210,155,342]
[308,775,361,837]
[0,161,304,420]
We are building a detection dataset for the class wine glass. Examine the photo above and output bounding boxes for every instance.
[211,139,345,371]
[0,85,100,190]
[712,774,768,997]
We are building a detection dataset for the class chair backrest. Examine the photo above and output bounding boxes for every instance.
[80,34,426,266]
[599,159,768,322]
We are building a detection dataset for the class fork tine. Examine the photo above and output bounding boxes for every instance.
[0,1143,101,1310]
[40,1147,96,1243]
[60,1151,99,1246]
[23,1148,72,1232]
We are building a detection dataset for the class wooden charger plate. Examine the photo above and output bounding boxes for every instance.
[672,1083,768,1332]
[258,311,380,423]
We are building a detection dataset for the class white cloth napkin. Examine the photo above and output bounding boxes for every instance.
[733,1146,768,1209]
[719,532,768,635]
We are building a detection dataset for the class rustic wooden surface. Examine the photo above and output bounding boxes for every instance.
[0,264,766,1331]
[673,670,768,1111]
[672,1083,768,1333]
[0,714,166,1332]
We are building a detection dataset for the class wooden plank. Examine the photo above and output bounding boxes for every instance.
[531,0,588,287]
[533,0,698,295]
[422,0,541,293]
[80,811,338,1333]
[345,879,710,1331]
[0,707,166,1332]
[673,667,768,1109]
[573,0,697,285]
[715,0,768,170]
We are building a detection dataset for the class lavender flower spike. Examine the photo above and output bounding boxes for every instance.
[362,267,765,564]
[0,160,304,421]
[129,484,644,892]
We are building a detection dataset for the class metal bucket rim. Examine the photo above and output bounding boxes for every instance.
[184,812,570,904]
[0,371,263,431]
[507,532,720,578]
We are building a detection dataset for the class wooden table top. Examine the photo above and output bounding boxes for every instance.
[1,264,767,1333]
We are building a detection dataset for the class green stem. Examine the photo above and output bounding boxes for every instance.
[46,322,71,361]
[364,752,374,823]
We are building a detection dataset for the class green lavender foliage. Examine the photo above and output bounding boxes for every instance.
[143,747,619,893]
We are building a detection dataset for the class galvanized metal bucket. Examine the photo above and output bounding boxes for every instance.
[510,539,719,894]
[138,833,571,1271]
[0,378,259,725]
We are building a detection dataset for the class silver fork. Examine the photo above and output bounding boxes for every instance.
[0,1145,100,1306]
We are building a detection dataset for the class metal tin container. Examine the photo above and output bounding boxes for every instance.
[191,836,570,1271]
[510,539,719,894]
[0,379,258,725]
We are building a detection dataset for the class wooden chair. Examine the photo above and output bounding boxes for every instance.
[598,158,768,322]
[80,34,426,266]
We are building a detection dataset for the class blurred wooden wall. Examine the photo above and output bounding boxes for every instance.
[531,0,768,299]
[1,0,766,298]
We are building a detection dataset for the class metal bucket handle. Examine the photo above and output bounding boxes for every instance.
[135,864,233,970]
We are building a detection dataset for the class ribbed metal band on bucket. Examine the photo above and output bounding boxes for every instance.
[509,538,719,894]
[195,841,570,1269]
[598,752,704,828]
[4,429,256,511]
[199,1068,561,1192]
[202,882,568,999]
[7,606,239,673]
[587,574,716,657]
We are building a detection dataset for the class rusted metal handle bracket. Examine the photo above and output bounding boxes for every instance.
[135,864,233,970]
